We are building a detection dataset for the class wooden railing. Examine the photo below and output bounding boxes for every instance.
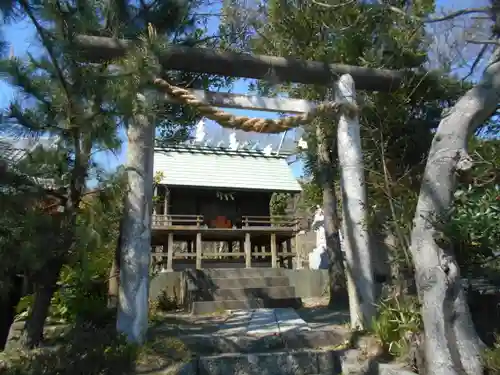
[152,214,203,227]
[152,214,299,230]
[242,215,299,229]
[151,230,296,271]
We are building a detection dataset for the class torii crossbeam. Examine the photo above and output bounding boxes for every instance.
[74,35,407,92]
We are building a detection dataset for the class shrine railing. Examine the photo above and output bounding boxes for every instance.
[242,215,299,229]
[152,214,299,230]
[152,214,203,228]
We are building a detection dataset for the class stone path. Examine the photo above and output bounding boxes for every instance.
[246,308,311,336]
[215,308,312,337]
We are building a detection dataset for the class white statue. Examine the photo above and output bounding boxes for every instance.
[229,132,239,150]
[194,118,206,143]
[263,144,273,155]
[309,205,329,270]
[297,137,308,150]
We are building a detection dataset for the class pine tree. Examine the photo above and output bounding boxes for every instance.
[0,140,60,349]
[0,0,230,347]
[0,1,126,348]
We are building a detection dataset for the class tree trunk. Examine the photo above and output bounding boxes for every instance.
[20,260,62,349]
[108,219,123,309]
[409,50,500,375]
[116,107,155,344]
[336,74,375,330]
[315,119,346,308]
[0,274,24,351]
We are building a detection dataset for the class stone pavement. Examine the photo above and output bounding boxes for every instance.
[152,307,417,374]
[225,308,311,336]
[168,307,348,357]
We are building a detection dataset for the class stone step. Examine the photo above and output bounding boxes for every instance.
[213,286,297,301]
[196,349,343,375]
[191,299,265,315]
[176,329,346,355]
[211,276,290,289]
[202,268,286,279]
[169,353,416,375]
[191,298,303,315]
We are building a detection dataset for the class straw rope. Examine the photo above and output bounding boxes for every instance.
[153,78,358,134]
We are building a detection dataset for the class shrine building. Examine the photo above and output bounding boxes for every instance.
[151,143,302,271]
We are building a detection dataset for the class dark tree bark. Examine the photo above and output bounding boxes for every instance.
[0,274,24,351]
[316,124,347,308]
[108,218,123,309]
[20,259,62,349]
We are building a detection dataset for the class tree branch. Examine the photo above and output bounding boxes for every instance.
[18,0,72,106]
[311,1,491,25]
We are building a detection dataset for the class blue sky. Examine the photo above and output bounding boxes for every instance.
[0,0,481,179]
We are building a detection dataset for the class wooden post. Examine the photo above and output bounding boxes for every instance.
[153,185,158,215]
[286,238,293,269]
[245,233,251,268]
[166,233,174,271]
[278,242,284,268]
[295,234,302,269]
[271,233,277,268]
[164,187,169,216]
[196,232,202,269]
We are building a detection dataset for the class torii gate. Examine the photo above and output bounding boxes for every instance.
[75,33,406,342]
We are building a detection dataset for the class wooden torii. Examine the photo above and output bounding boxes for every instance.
[74,33,408,342]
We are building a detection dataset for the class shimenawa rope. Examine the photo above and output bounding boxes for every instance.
[153,78,358,134]
[146,23,357,134]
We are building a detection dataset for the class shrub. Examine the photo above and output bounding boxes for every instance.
[445,186,500,271]
[371,295,423,358]
[16,265,113,326]
[483,340,500,375]
[0,324,137,375]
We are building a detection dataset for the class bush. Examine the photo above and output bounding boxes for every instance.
[483,340,500,375]
[371,295,423,358]
[16,265,113,326]
[445,186,500,271]
[0,323,192,375]
[0,324,137,375]
[51,271,112,325]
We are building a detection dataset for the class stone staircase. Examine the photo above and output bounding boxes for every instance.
[185,268,302,315]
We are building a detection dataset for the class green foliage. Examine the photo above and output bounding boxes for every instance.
[270,192,291,216]
[236,0,469,267]
[300,179,323,208]
[483,340,500,375]
[0,325,138,375]
[153,291,182,313]
[371,295,423,358]
[0,151,61,297]
[14,170,125,324]
[448,186,500,267]
[440,139,500,274]
[0,323,192,375]
[50,267,111,324]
